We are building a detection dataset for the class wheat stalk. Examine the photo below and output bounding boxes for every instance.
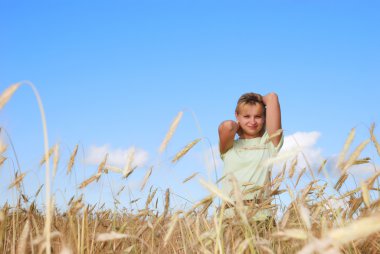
[288,156,297,178]
[97,153,108,174]
[35,184,44,197]
[337,128,356,169]
[272,229,308,240]
[0,83,21,110]
[52,144,60,178]
[16,220,29,254]
[164,213,179,246]
[328,213,380,244]
[266,128,283,144]
[0,155,6,167]
[298,204,311,230]
[145,188,157,208]
[295,168,306,187]
[159,111,183,153]
[8,172,26,189]
[361,182,370,208]
[67,144,78,175]
[0,140,7,154]
[334,173,349,191]
[318,159,327,174]
[370,123,380,156]
[366,171,380,188]
[199,178,233,204]
[172,138,201,163]
[140,166,153,191]
[39,145,55,166]
[104,164,123,173]
[342,139,370,173]
[182,172,199,183]
[163,188,170,218]
[123,148,135,178]
[78,173,101,189]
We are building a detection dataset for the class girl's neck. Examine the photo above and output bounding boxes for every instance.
[239,129,265,139]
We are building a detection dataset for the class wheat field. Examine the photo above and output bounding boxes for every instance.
[1,82,380,254]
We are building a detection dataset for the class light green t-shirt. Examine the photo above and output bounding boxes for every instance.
[220,131,284,220]
[221,131,284,201]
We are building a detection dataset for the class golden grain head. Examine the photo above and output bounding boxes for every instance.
[298,204,311,230]
[342,139,370,173]
[163,188,170,217]
[317,159,327,174]
[172,138,201,163]
[39,145,55,166]
[0,83,21,110]
[361,182,370,208]
[98,153,108,174]
[370,123,380,156]
[8,172,26,189]
[78,173,101,189]
[164,214,179,246]
[140,166,153,191]
[328,213,380,244]
[272,229,308,240]
[266,128,283,144]
[295,167,306,187]
[52,144,60,178]
[0,155,7,167]
[67,144,78,175]
[199,178,233,204]
[0,140,7,154]
[96,232,130,242]
[16,220,30,254]
[288,156,297,178]
[337,127,356,169]
[182,172,199,183]
[159,111,183,153]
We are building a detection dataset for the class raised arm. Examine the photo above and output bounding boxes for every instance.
[262,92,282,147]
[218,120,239,155]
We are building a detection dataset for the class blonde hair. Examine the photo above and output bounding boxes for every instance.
[235,92,266,115]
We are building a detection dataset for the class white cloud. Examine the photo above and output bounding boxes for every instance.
[279,132,380,177]
[85,144,149,168]
[326,155,379,177]
[347,163,379,175]
[278,131,325,171]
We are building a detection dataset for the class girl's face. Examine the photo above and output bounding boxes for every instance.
[235,103,265,139]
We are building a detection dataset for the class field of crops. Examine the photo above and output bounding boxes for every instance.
[1,82,380,254]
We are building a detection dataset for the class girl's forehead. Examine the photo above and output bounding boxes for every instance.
[238,103,264,114]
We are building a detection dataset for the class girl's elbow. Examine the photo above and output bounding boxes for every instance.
[267,92,279,101]
[219,120,236,133]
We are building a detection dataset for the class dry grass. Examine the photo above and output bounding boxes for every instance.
[1,83,380,253]
[1,140,375,253]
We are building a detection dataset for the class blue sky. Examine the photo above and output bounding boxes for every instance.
[1,1,380,210]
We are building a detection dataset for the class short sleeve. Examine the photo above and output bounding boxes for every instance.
[220,147,232,161]
[261,131,284,153]
[219,142,228,161]
[274,133,284,152]
[220,152,225,161]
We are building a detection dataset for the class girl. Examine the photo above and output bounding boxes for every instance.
[218,92,283,220]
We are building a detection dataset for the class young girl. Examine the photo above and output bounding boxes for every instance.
[218,92,283,219]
